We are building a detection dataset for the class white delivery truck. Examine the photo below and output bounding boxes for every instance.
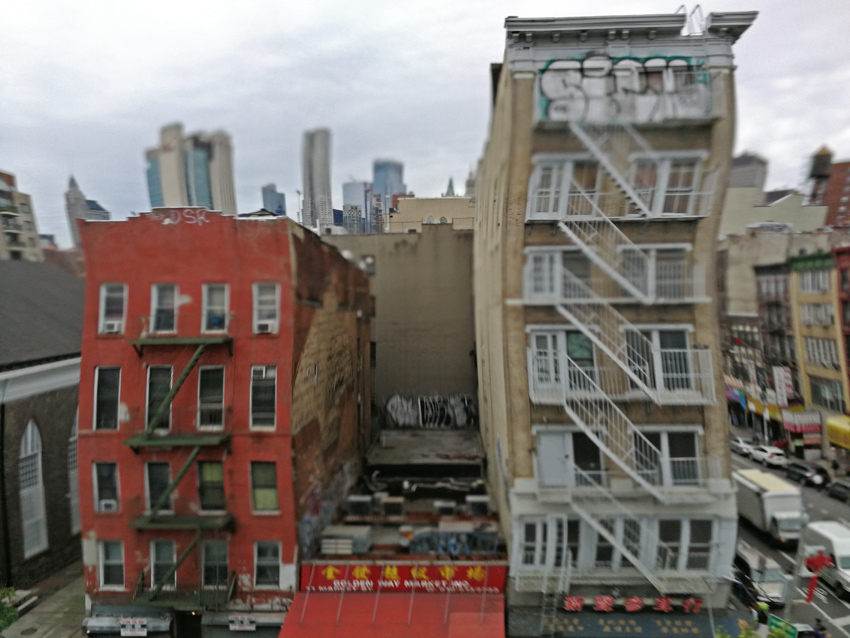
[734,469,808,543]
[797,521,850,598]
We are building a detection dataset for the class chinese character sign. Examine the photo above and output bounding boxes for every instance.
[300,563,507,593]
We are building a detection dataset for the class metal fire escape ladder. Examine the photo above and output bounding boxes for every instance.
[555,268,661,404]
[541,554,572,638]
[148,445,203,518]
[145,344,208,434]
[568,122,660,218]
[570,467,673,593]
[559,355,665,501]
[149,528,202,601]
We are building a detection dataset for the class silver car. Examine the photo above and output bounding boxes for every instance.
[751,445,788,467]
[730,436,755,456]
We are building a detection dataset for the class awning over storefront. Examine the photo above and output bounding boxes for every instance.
[783,409,822,434]
[279,592,504,638]
[827,416,850,449]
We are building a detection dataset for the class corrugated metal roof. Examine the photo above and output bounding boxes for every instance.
[0,261,85,370]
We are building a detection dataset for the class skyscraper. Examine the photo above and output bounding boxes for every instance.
[261,183,287,216]
[65,176,111,247]
[144,123,237,215]
[372,159,406,206]
[301,128,333,228]
[0,170,43,262]
[342,181,371,233]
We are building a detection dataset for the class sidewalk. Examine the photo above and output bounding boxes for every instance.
[1,562,85,638]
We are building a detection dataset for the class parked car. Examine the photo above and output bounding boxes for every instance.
[785,461,831,488]
[828,480,850,503]
[730,436,755,456]
[733,541,792,609]
[751,446,788,467]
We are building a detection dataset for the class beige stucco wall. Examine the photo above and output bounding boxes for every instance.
[386,197,476,233]
[719,187,827,236]
[325,225,477,403]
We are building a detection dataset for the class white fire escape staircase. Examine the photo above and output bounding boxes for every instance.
[527,122,716,595]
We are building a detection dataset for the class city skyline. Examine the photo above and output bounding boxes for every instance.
[3,0,850,246]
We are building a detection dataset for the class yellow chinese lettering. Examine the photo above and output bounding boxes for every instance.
[321,565,341,581]
[466,566,486,582]
[411,566,429,580]
[352,565,371,580]
[383,565,399,580]
[439,565,456,581]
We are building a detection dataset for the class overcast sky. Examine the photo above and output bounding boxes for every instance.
[4,0,849,247]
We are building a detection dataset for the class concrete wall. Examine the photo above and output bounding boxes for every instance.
[386,197,476,233]
[719,187,827,236]
[325,225,477,404]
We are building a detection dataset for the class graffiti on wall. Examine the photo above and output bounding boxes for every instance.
[149,208,211,225]
[538,53,713,123]
[385,393,478,429]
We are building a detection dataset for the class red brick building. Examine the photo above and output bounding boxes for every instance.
[824,161,850,227]
[77,209,370,637]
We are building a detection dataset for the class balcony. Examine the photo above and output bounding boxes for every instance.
[4,235,25,248]
[527,348,715,406]
[524,263,707,305]
[536,68,725,126]
[1,219,22,233]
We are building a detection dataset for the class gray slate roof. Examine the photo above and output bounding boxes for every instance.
[0,261,85,370]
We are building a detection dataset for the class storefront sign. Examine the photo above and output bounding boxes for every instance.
[747,360,758,387]
[773,366,794,405]
[300,563,506,593]
[782,410,822,434]
[768,614,797,638]
[563,595,702,613]
[228,615,256,631]
[120,618,147,637]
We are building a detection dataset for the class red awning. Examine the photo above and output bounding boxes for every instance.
[279,592,504,638]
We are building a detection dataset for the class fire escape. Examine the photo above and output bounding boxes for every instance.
[525,120,719,606]
[125,326,236,606]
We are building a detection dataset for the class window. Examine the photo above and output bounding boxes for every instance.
[801,304,834,326]
[527,159,604,221]
[99,284,126,334]
[811,376,845,413]
[198,461,225,511]
[255,541,281,587]
[251,366,276,428]
[253,284,279,333]
[151,540,176,589]
[203,540,228,588]
[621,247,690,300]
[69,413,81,534]
[800,269,831,293]
[151,284,177,332]
[529,331,596,402]
[146,366,172,430]
[657,520,681,570]
[20,421,48,557]
[517,516,581,571]
[626,328,692,392]
[521,520,546,566]
[657,519,713,571]
[805,338,840,369]
[686,520,713,569]
[536,430,603,488]
[146,462,171,512]
[203,284,228,332]
[630,155,706,216]
[94,462,119,512]
[100,540,124,588]
[94,367,121,430]
[198,367,225,428]
[251,462,278,512]
[594,519,615,569]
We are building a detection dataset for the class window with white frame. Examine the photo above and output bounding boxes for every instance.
[151,284,177,332]
[621,247,690,299]
[146,366,172,430]
[151,540,176,589]
[99,284,126,334]
[251,462,279,512]
[799,269,831,293]
[68,412,81,535]
[804,337,840,368]
[630,155,706,216]
[93,462,119,512]
[198,461,225,511]
[198,367,225,428]
[203,540,228,588]
[529,331,596,399]
[594,519,616,569]
[801,304,834,326]
[811,376,845,413]
[625,328,692,392]
[250,366,276,428]
[526,251,591,300]
[94,367,121,430]
[254,541,281,587]
[253,283,279,333]
[100,540,124,588]
[203,284,228,332]
[146,462,171,512]
[20,421,48,557]
[636,429,700,487]
[517,516,580,570]
[527,159,603,221]
[656,519,713,571]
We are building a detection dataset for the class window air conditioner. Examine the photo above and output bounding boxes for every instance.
[346,495,373,516]
[99,499,118,512]
[433,500,457,516]
[256,321,276,334]
[102,321,122,334]
[465,495,492,517]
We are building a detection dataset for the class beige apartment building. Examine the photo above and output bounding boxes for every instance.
[385,196,476,233]
[0,171,43,262]
[473,11,756,627]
